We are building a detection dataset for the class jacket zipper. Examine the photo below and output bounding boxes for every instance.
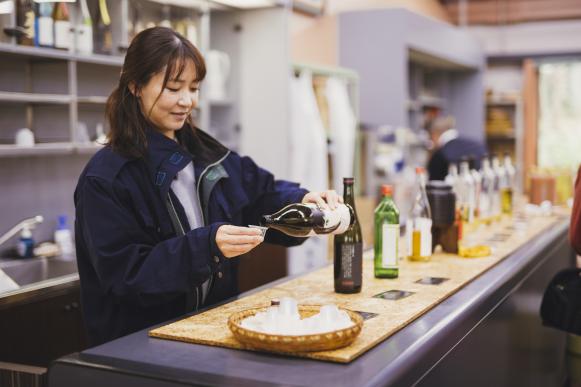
[195,150,231,299]
[167,193,200,312]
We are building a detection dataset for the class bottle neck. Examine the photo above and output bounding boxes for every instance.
[448,165,457,176]
[260,215,273,225]
[343,184,356,208]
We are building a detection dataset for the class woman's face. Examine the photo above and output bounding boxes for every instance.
[138,60,199,139]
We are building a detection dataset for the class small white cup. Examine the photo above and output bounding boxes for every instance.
[15,128,35,147]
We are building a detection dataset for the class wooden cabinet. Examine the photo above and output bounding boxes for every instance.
[0,282,86,367]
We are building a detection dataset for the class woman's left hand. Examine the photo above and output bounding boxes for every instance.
[302,190,343,210]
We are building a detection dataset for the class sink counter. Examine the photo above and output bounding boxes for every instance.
[0,256,78,309]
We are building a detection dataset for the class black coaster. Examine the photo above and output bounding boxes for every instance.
[373,290,414,300]
[415,276,449,285]
[354,311,379,321]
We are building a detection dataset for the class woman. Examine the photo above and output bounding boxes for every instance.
[75,27,341,346]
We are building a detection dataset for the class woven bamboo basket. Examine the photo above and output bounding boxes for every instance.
[227,305,364,353]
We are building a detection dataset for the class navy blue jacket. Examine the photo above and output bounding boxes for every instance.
[74,128,307,345]
[427,137,487,181]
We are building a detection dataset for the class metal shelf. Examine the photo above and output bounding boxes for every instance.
[0,143,103,157]
[77,96,109,104]
[0,91,71,104]
[486,133,516,141]
[0,43,123,67]
[0,143,74,157]
[209,99,234,107]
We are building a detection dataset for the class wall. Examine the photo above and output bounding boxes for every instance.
[467,19,581,57]
[291,0,451,66]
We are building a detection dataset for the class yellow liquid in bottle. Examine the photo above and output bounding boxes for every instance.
[409,230,430,262]
[501,188,513,215]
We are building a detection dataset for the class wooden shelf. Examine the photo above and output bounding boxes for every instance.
[486,133,516,141]
[486,99,518,107]
[0,91,71,104]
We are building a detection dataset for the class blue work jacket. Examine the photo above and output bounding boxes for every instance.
[74,127,308,345]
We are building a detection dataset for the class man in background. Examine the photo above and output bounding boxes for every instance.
[426,116,488,180]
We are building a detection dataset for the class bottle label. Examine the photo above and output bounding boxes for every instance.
[337,242,362,287]
[24,10,35,39]
[381,224,399,267]
[54,20,71,49]
[38,17,54,46]
[76,24,93,54]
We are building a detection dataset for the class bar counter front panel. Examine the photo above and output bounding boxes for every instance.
[48,219,573,387]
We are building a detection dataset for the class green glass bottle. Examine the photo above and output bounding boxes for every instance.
[334,177,363,294]
[374,185,400,278]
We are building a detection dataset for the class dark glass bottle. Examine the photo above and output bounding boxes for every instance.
[374,184,399,278]
[334,177,362,294]
[95,0,112,55]
[16,0,35,46]
[260,203,352,238]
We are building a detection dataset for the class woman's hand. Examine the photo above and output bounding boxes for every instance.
[302,190,344,210]
[216,225,264,258]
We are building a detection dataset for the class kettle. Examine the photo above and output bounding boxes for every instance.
[206,50,230,101]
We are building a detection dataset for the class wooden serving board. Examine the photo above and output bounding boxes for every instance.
[150,213,566,363]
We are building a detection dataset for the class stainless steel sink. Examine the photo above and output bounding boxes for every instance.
[0,257,78,287]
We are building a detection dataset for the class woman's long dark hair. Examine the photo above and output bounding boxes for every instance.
[106,27,207,159]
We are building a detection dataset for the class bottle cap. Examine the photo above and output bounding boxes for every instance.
[415,167,425,174]
[343,177,354,184]
[57,215,68,230]
[381,184,392,196]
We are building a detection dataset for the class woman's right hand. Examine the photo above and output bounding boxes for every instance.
[216,225,264,258]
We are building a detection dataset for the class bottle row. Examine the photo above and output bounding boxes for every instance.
[445,153,517,225]
[258,171,432,294]
[260,156,519,294]
[8,0,198,55]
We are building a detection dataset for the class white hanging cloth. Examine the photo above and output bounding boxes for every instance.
[287,70,329,275]
[326,77,357,192]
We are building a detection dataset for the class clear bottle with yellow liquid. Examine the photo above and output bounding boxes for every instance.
[479,155,495,224]
[492,154,510,216]
[490,154,504,220]
[502,153,516,214]
[407,168,432,262]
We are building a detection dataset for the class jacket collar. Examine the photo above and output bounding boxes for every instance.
[145,126,192,196]
[144,125,229,197]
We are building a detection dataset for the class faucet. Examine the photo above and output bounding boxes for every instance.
[0,216,44,249]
